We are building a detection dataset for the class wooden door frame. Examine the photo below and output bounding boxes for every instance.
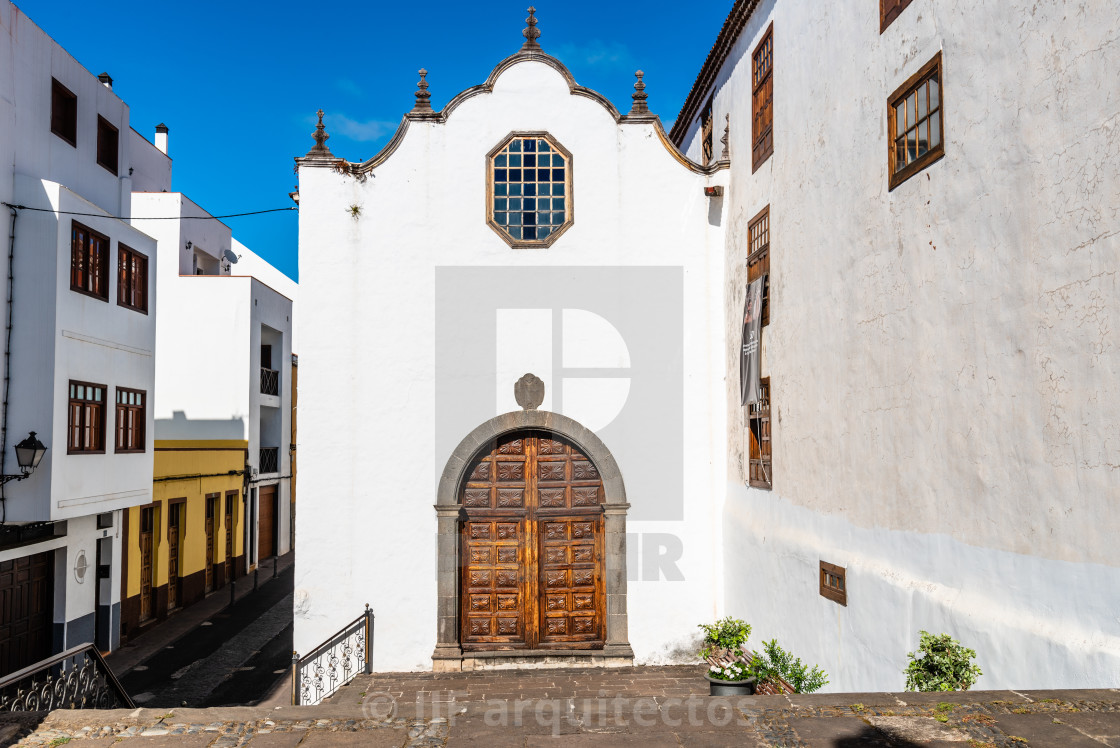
[433,410,632,669]
[167,498,185,609]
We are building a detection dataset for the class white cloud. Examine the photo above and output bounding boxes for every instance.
[553,40,636,71]
[331,114,399,142]
[335,78,364,98]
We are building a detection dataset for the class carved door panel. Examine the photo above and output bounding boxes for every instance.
[460,519,527,646]
[535,436,604,646]
[459,431,604,651]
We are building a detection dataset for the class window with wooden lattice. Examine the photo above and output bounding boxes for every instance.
[68,381,106,454]
[888,52,944,190]
[97,115,119,176]
[820,561,847,606]
[117,245,148,313]
[51,78,77,146]
[752,23,774,171]
[748,378,771,489]
[71,222,109,300]
[115,387,146,453]
[748,206,770,327]
[880,0,916,32]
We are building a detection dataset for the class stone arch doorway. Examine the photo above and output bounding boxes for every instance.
[433,410,633,670]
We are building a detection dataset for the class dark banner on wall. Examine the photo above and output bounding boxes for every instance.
[740,274,766,405]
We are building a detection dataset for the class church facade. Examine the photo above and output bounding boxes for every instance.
[294,2,1120,689]
[294,13,730,673]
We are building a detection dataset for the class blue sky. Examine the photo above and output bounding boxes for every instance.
[17,1,732,281]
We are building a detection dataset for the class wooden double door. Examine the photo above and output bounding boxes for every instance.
[460,431,605,651]
[0,552,53,677]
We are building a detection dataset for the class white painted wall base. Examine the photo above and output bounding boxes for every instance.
[723,485,1120,692]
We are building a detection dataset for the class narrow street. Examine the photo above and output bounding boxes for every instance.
[115,560,293,709]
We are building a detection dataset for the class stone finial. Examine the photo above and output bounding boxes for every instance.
[514,373,545,410]
[720,113,730,160]
[630,71,650,115]
[413,69,433,112]
[306,109,334,157]
[521,6,541,50]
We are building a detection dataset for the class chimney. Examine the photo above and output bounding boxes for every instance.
[97,72,113,90]
[155,123,169,155]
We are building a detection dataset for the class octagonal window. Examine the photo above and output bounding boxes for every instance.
[488,133,573,247]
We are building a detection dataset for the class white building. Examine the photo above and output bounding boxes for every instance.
[0,2,157,672]
[294,13,730,673]
[669,0,1120,689]
[295,3,1120,690]
[130,130,295,591]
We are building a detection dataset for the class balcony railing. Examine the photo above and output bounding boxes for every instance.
[292,605,373,705]
[260,367,279,396]
[259,447,279,475]
[0,644,135,711]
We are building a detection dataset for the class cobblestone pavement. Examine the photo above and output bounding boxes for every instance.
[4,666,1119,746]
[115,558,293,708]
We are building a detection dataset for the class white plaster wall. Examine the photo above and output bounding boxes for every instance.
[0,2,132,218]
[134,194,294,563]
[686,0,1120,689]
[128,128,172,194]
[234,239,299,352]
[3,177,157,523]
[296,58,728,669]
[249,279,293,558]
[132,193,251,437]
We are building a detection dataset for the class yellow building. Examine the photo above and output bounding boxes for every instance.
[121,440,247,639]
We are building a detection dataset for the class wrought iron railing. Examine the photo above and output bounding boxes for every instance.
[260,367,279,396]
[292,604,373,706]
[259,447,279,474]
[0,644,135,711]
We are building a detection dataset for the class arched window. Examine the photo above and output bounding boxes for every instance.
[488,133,573,247]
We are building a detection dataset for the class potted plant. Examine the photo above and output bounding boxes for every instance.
[746,639,829,694]
[904,630,982,692]
[698,617,757,695]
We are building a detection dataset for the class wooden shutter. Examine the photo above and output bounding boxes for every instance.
[752,24,774,171]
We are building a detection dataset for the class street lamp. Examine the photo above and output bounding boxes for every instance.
[2,431,47,485]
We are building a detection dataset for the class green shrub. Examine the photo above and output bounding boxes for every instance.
[904,630,982,692]
[697,616,751,660]
[747,639,829,694]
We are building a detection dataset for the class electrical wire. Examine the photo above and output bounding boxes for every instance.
[0,202,296,220]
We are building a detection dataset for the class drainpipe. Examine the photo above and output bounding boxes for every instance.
[0,206,18,523]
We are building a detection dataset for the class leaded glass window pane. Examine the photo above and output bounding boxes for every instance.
[491,135,570,244]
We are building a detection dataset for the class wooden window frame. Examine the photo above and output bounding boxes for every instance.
[888,52,944,191]
[114,387,146,454]
[752,22,774,172]
[70,221,110,301]
[51,78,77,146]
[747,377,772,489]
[486,131,574,249]
[96,115,119,175]
[68,380,106,454]
[820,561,848,606]
[117,244,149,314]
[700,96,714,166]
[747,205,770,327]
[880,0,916,33]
